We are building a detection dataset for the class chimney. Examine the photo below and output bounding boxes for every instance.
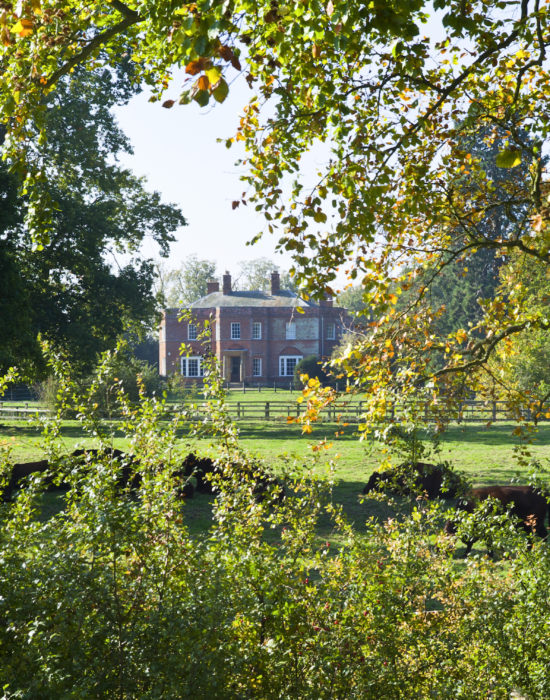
[207,280,219,294]
[270,270,280,295]
[222,271,232,295]
[319,294,333,307]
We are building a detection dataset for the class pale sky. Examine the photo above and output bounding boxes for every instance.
[112,71,299,281]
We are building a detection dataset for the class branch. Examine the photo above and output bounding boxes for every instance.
[45,3,142,90]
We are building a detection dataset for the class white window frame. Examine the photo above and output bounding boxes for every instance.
[279,355,302,377]
[252,321,262,340]
[188,322,197,340]
[326,322,335,340]
[181,356,204,378]
[252,357,262,377]
[285,322,296,340]
[231,322,241,340]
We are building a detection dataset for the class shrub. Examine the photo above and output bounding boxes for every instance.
[293,354,332,389]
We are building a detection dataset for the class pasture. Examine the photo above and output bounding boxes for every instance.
[2,411,550,540]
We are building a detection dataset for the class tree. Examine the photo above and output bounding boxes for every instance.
[0,66,185,377]
[336,286,368,314]
[235,258,295,293]
[160,255,217,307]
[2,0,550,416]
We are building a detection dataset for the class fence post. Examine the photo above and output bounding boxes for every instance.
[492,401,497,422]
[237,402,241,419]
[242,382,245,393]
[265,402,270,419]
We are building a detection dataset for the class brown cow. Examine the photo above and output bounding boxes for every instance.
[445,485,549,555]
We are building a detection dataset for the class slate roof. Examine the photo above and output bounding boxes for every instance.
[186,290,320,309]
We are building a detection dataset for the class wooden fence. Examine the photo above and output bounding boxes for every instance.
[0,399,542,424]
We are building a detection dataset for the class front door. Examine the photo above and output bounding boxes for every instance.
[230,356,241,382]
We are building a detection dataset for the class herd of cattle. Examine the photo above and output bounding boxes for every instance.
[0,449,283,504]
[363,461,549,554]
[1,453,548,555]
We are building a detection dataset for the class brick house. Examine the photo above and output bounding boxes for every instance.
[159,271,349,385]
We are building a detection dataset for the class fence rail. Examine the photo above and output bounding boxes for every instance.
[0,399,543,424]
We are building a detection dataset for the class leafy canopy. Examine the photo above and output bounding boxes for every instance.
[2,0,550,417]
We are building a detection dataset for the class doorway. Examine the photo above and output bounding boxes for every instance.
[230,356,241,382]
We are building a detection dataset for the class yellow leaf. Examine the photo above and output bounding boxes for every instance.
[11,18,33,37]
[205,66,222,87]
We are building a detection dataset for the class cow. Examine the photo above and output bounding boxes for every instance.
[445,485,549,555]
[1,459,51,502]
[363,461,465,500]
[180,452,284,501]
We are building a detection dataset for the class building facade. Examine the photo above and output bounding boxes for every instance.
[159,271,349,385]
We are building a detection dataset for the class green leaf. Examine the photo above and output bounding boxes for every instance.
[495,149,522,168]
[192,89,210,107]
[212,78,229,103]
[205,66,222,87]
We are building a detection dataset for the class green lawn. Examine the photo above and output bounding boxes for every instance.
[3,415,550,541]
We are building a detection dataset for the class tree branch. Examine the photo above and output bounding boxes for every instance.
[45,4,142,90]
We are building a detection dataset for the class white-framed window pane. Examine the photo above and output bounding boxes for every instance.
[253,358,262,376]
[327,323,335,340]
[279,355,302,376]
[286,322,296,340]
[252,321,262,340]
[188,323,197,340]
[231,322,241,340]
[181,356,203,377]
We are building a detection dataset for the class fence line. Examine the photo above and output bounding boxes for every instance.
[0,399,541,423]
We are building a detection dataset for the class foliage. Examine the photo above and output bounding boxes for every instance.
[0,65,185,378]
[336,286,368,313]
[1,354,550,697]
[234,257,295,293]
[158,255,217,307]
[4,0,550,421]
[293,354,332,389]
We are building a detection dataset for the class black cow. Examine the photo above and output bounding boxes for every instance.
[445,485,549,555]
[363,462,464,500]
[180,452,284,501]
[1,459,50,501]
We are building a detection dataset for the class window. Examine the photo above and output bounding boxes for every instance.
[231,322,241,340]
[326,322,335,340]
[181,356,204,377]
[188,322,197,340]
[286,322,296,340]
[252,358,262,376]
[252,321,262,340]
[279,355,302,376]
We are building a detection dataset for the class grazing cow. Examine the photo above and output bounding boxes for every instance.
[363,462,464,500]
[1,459,50,502]
[180,452,284,501]
[70,448,142,493]
[445,485,549,555]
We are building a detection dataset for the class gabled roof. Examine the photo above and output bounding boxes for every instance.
[187,289,320,309]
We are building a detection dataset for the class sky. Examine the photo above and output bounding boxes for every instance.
[112,70,299,281]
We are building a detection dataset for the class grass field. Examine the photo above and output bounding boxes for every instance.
[2,413,550,541]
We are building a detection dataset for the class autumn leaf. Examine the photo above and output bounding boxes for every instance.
[496,148,522,168]
[185,58,208,75]
[197,75,210,91]
[162,99,175,108]
[11,19,33,37]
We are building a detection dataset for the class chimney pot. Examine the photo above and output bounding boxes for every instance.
[270,270,280,295]
[222,271,232,295]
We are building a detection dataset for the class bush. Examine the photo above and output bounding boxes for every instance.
[293,354,332,389]
[1,351,550,698]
